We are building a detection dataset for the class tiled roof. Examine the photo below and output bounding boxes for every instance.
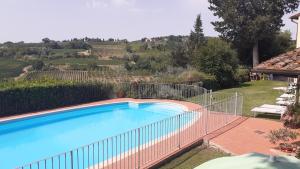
[253,48,300,75]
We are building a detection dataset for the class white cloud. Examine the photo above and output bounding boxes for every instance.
[85,0,136,9]
[111,0,136,7]
[186,0,209,6]
[85,0,108,9]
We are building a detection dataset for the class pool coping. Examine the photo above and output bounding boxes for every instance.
[3,98,242,169]
[0,98,201,123]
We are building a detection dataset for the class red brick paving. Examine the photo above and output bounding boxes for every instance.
[208,118,300,156]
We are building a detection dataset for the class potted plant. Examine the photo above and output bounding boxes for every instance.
[267,128,299,153]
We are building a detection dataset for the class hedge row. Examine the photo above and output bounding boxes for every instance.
[0,82,114,117]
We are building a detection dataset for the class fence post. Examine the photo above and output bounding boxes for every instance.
[241,95,243,116]
[205,107,209,135]
[205,90,208,106]
[138,128,140,169]
[70,151,73,169]
[178,114,181,149]
[209,90,212,106]
[234,92,238,116]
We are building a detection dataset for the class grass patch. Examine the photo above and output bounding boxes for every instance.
[158,147,229,169]
[215,80,288,117]
[0,58,28,80]
[91,43,126,58]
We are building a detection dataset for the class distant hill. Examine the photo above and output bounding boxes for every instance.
[0,35,190,80]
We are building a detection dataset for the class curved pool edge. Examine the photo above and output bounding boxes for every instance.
[0,98,202,124]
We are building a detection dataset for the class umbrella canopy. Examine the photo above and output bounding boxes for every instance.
[195,153,300,169]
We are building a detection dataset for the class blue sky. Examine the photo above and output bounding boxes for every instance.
[0,0,298,42]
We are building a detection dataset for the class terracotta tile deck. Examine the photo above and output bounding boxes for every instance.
[208,117,300,156]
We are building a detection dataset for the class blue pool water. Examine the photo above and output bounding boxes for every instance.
[0,102,187,169]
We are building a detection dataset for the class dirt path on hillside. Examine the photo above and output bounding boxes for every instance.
[14,65,31,80]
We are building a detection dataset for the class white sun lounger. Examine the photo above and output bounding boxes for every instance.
[261,104,287,111]
[276,98,286,101]
[251,107,285,117]
[279,94,295,99]
[276,100,294,106]
[273,87,287,91]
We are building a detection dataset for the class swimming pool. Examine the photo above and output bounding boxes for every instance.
[0,102,187,169]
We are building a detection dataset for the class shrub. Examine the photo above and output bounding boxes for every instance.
[170,43,189,68]
[194,38,239,88]
[282,105,300,129]
[235,67,250,83]
[0,80,114,117]
[132,54,140,62]
[178,70,208,83]
[268,128,299,144]
[202,75,220,90]
[131,83,183,100]
[125,56,168,73]
[267,128,299,153]
[156,85,183,100]
[32,60,45,70]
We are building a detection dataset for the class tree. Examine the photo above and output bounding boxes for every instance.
[126,45,133,53]
[260,30,295,61]
[194,38,239,87]
[132,54,140,63]
[170,44,189,68]
[208,0,299,67]
[188,14,206,65]
[189,14,206,50]
[42,38,51,44]
[237,30,295,64]
[32,60,45,70]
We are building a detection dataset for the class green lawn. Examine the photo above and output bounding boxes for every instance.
[0,58,29,80]
[215,80,288,117]
[50,49,84,56]
[159,147,229,169]
[91,43,126,58]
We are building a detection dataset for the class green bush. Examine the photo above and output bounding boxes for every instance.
[124,56,168,73]
[130,83,184,100]
[0,80,114,117]
[31,60,45,71]
[178,70,210,83]
[202,76,220,91]
[194,38,239,88]
[235,67,250,83]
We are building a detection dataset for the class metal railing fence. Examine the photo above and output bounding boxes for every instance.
[16,91,242,169]
[122,83,209,106]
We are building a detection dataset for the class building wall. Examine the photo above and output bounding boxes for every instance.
[297,18,300,48]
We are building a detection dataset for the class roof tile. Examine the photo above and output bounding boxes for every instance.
[253,48,300,74]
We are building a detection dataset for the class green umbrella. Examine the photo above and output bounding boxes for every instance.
[195,153,300,169]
